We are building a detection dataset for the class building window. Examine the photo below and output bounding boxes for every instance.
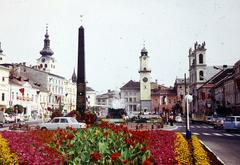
[2,93,5,101]
[2,77,5,81]
[0,57,2,60]
[199,71,204,81]
[45,64,47,68]
[12,92,14,100]
[199,54,203,64]
[129,98,132,102]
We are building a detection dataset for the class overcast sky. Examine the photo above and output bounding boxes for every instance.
[1,0,240,93]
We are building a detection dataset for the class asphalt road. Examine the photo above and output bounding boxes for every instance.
[175,122,240,165]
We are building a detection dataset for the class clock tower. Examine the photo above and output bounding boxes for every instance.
[139,46,151,113]
[37,25,57,74]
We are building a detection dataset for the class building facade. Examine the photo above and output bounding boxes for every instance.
[120,80,140,114]
[174,78,189,114]
[151,85,177,115]
[0,65,10,111]
[234,60,240,113]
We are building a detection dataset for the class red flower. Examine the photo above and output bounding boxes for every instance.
[123,159,129,164]
[141,146,147,152]
[111,152,121,161]
[104,131,109,137]
[125,138,134,146]
[143,159,153,165]
[90,152,101,161]
[66,134,74,140]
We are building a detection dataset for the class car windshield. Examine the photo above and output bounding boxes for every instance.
[70,118,78,123]
[51,118,60,123]
[225,117,234,122]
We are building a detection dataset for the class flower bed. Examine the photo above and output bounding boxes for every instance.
[0,134,18,164]
[0,122,217,164]
[1,131,64,165]
[175,132,192,165]
[191,135,211,165]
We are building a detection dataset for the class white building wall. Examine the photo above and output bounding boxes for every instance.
[86,91,96,107]
[0,66,10,111]
[63,80,76,113]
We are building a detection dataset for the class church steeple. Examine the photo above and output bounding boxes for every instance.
[40,24,54,56]
[72,68,77,83]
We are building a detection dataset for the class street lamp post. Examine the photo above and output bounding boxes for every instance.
[185,94,193,139]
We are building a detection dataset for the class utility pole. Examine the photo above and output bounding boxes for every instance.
[184,73,192,139]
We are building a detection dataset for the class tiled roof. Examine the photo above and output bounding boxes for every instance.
[120,80,140,90]
[86,87,95,91]
[175,78,190,84]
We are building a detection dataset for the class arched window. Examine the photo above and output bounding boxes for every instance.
[199,54,203,64]
[199,71,204,81]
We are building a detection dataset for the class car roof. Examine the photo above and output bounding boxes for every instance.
[226,116,240,117]
[53,117,75,119]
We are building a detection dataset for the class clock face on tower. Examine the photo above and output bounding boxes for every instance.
[41,58,45,63]
[143,77,148,82]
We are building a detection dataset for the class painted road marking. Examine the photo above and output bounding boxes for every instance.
[212,133,223,136]
[223,133,234,136]
[202,133,211,136]
[233,134,240,137]
[192,132,200,135]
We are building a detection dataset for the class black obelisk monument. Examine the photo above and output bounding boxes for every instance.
[76,26,86,116]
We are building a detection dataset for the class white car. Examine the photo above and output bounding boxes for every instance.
[38,117,86,130]
[4,113,15,123]
[175,116,183,123]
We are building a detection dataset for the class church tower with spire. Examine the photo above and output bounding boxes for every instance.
[37,25,57,74]
[0,42,6,64]
[139,46,151,113]
[71,68,77,83]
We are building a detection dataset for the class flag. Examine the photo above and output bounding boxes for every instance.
[19,88,25,96]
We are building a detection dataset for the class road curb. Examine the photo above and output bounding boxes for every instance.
[162,125,178,131]
[199,140,226,165]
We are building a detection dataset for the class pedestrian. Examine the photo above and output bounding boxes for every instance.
[169,115,174,126]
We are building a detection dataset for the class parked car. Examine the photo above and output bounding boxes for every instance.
[206,116,215,125]
[213,117,225,129]
[223,116,240,132]
[4,113,15,123]
[175,116,183,123]
[38,117,87,130]
[15,115,25,122]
